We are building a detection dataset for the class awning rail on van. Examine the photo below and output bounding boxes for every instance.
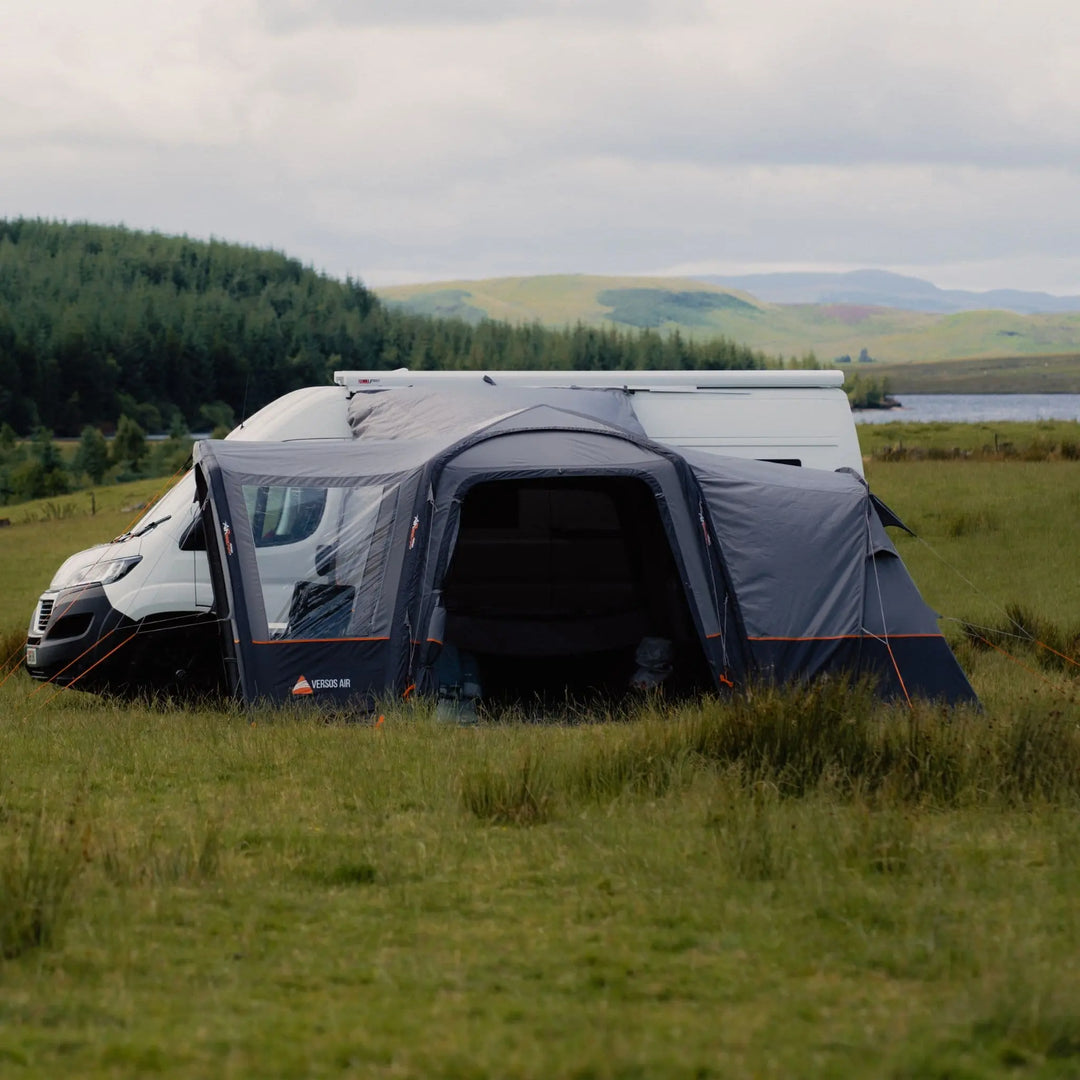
[334,369,847,391]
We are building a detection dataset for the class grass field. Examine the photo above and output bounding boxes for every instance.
[856,418,1080,460]
[874,353,1080,394]
[1,436,1079,1078]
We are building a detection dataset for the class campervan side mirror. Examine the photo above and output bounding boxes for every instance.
[315,544,336,577]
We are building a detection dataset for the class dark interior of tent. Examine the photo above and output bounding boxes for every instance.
[439,476,713,707]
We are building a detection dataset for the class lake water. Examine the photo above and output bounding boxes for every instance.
[854,394,1080,424]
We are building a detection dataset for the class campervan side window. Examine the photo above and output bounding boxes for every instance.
[243,485,327,547]
[238,481,400,640]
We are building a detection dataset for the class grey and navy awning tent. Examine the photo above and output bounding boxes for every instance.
[193,385,975,707]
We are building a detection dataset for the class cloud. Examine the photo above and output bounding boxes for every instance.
[256,0,685,31]
[241,0,1080,180]
[2,0,1080,291]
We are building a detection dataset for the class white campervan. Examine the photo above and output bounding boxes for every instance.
[25,369,859,694]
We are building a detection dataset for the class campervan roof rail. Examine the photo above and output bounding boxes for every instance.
[333,369,847,391]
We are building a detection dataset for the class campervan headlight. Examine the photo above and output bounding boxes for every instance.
[50,555,143,591]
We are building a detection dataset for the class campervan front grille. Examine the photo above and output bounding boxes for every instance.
[36,598,54,632]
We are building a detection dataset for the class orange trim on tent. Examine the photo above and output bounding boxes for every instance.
[748,632,945,642]
[249,635,390,645]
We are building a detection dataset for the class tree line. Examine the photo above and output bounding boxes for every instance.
[2,219,845,504]
[0,417,192,505]
[0,218,771,440]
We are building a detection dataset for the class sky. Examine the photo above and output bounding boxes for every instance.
[3,0,1080,293]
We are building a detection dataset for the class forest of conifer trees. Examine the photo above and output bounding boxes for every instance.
[0,219,770,438]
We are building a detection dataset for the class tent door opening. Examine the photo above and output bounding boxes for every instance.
[438,476,712,705]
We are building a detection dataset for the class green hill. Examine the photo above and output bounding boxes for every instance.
[378,274,1080,366]
[0,223,779,437]
[10,220,1075,444]
[0,219,387,436]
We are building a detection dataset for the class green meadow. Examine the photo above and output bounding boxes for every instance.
[1,427,1079,1078]
[856,418,1080,459]
[876,353,1080,394]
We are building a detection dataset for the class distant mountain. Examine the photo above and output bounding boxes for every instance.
[694,270,1080,315]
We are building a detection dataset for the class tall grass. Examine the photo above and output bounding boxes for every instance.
[0,794,85,959]
[964,602,1080,674]
[98,817,223,887]
[0,625,26,679]
[459,747,555,825]
[459,679,1080,824]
